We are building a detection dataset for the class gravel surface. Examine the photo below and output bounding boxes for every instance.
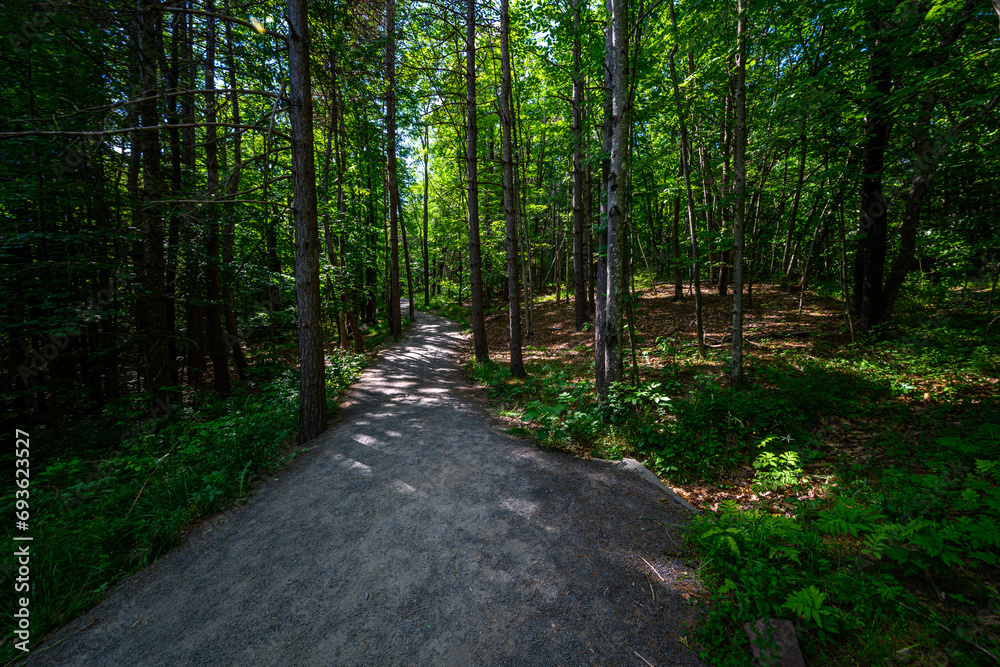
[28,311,705,666]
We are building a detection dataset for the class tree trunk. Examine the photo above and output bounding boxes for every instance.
[137,0,170,406]
[595,0,613,397]
[671,193,682,301]
[466,0,489,362]
[386,0,403,338]
[851,12,893,334]
[781,132,808,281]
[222,0,247,378]
[500,0,525,378]
[572,2,587,331]
[603,0,628,391]
[203,0,230,392]
[401,202,415,322]
[668,0,704,357]
[422,124,431,308]
[731,0,747,388]
[288,0,326,443]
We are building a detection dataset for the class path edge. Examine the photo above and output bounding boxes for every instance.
[592,457,700,514]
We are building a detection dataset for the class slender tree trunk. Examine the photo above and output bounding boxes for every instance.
[781,132,808,281]
[288,0,326,443]
[222,0,247,378]
[671,193,682,300]
[731,0,747,388]
[137,0,170,407]
[322,52,348,348]
[668,0,704,357]
[203,1,230,392]
[603,0,629,391]
[466,0,489,362]
[519,113,534,338]
[386,0,403,337]
[499,0,525,378]
[401,204,415,322]
[166,8,183,388]
[422,124,431,308]
[572,1,587,331]
[595,0,613,397]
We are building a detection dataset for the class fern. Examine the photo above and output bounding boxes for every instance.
[782,585,835,630]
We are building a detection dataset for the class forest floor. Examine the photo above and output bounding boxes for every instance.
[25,310,705,666]
[472,281,998,511]
[441,279,1000,664]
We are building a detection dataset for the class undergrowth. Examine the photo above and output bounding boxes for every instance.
[0,349,366,661]
[467,286,1000,665]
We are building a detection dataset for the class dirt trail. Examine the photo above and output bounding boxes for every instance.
[29,311,704,666]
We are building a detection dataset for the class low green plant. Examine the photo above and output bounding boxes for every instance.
[0,352,366,661]
[691,424,1000,665]
[752,436,804,493]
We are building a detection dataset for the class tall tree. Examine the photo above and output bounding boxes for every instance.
[602,0,629,391]
[422,124,431,308]
[466,0,489,362]
[731,0,747,388]
[386,0,403,337]
[500,0,526,378]
[668,0,705,358]
[594,0,613,397]
[204,0,230,391]
[571,0,588,332]
[288,0,327,443]
[137,0,170,405]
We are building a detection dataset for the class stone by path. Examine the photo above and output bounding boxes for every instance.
[29,311,704,666]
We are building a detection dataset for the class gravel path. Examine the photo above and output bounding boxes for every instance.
[29,311,705,666]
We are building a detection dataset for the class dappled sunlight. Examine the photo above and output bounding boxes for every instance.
[500,496,539,519]
[390,479,428,498]
[302,309,703,664]
[479,282,852,372]
[330,453,373,476]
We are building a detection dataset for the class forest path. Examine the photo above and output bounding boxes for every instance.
[29,310,704,666]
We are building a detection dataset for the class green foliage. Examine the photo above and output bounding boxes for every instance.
[752,436,804,493]
[692,423,1000,664]
[0,352,365,660]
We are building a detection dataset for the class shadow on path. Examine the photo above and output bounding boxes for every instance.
[29,311,704,666]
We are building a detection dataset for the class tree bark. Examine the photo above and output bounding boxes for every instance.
[401,201,416,322]
[288,0,327,443]
[851,9,894,334]
[595,0,613,397]
[203,0,230,392]
[500,0,525,378]
[422,124,431,308]
[386,0,403,338]
[668,0,704,357]
[603,0,628,391]
[731,0,747,388]
[572,0,588,331]
[222,0,247,379]
[466,0,489,362]
[137,0,170,406]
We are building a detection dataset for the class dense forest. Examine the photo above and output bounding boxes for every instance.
[2,0,999,662]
